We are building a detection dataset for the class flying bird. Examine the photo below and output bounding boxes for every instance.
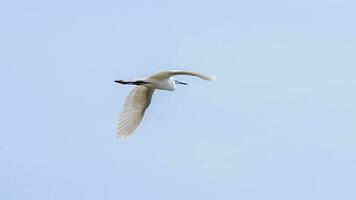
[115,70,215,139]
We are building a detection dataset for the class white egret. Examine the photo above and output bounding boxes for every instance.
[114,70,215,139]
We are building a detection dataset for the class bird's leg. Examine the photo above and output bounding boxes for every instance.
[133,80,151,85]
[115,80,135,85]
[115,80,150,85]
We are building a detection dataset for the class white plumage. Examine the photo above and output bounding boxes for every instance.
[115,70,215,139]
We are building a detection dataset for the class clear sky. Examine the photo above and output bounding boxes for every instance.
[1,0,355,199]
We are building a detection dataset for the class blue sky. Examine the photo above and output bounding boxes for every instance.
[1,0,355,199]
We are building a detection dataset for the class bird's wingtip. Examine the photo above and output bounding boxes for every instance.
[116,130,128,140]
[209,75,216,80]
[117,134,127,140]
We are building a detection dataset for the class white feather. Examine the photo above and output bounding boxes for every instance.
[116,70,215,139]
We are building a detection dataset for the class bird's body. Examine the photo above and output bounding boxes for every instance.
[115,70,215,139]
[144,77,176,91]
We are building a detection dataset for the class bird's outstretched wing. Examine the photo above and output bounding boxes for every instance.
[149,70,215,81]
[117,86,155,139]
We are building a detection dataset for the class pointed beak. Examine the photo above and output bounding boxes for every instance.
[176,80,188,85]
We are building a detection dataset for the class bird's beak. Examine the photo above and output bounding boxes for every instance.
[176,80,188,85]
